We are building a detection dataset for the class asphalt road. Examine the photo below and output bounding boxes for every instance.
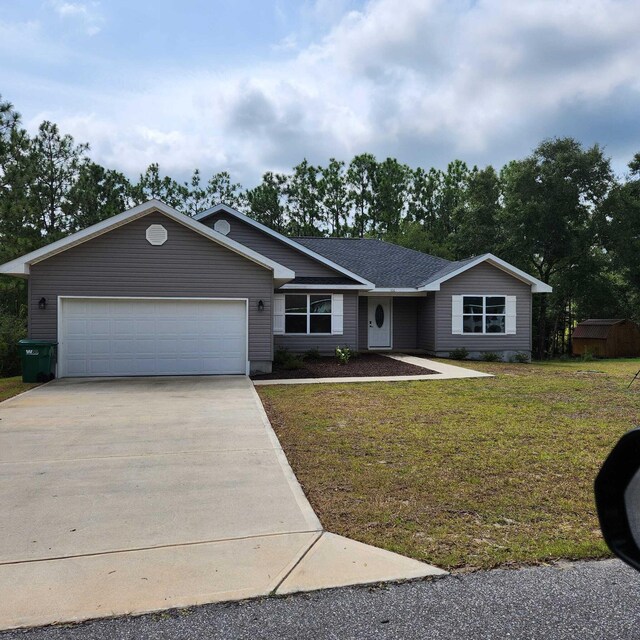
[3,559,639,639]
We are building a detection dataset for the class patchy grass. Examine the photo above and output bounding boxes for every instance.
[257,358,640,571]
[0,376,40,403]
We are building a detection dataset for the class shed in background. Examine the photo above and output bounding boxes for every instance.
[572,319,640,358]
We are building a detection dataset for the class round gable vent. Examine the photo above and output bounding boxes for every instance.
[146,224,168,246]
[214,219,231,236]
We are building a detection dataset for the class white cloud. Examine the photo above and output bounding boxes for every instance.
[29,0,640,184]
[49,0,104,35]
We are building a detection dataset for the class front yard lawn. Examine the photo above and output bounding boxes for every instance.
[258,358,640,571]
[0,376,39,403]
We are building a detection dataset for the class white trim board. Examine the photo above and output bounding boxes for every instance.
[279,284,370,291]
[195,204,375,288]
[0,200,295,284]
[360,289,426,296]
[57,295,250,378]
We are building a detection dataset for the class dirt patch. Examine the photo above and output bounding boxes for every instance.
[251,353,436,380]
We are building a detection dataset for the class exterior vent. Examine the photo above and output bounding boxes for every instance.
[214,219,231,236]
[146,224,168,246]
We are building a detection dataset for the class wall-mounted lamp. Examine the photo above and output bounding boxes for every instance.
[258,299,265,312]
[38,297,47,310]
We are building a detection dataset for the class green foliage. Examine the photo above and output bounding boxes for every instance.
[449,347,469,360]
[335,346,352,365]
[207,171,246,211]
[581,350,595,362]
[510,352,531,364]
[346,153,376,237]
[273,348,304,370]
[320,159,349,235]
[286,159,324,236]
[481,351,502,362]
[371,157,410,236]
[303,347,321,362]
[0,312,26,376]
[246,171,288,231]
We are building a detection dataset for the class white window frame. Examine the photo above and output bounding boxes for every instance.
[462,295,507,335]
[284,293,333,335]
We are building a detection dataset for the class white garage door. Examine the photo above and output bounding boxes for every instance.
[59,298,247,377]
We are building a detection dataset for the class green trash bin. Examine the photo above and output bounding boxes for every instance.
[18,339,57,383]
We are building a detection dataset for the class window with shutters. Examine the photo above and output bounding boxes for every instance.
[463,295,506,334]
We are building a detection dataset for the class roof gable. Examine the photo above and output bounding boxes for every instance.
[419,254,553,293]
[0,200,295,283]
[195,205,374,288]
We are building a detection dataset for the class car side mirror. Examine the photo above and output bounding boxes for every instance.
[594,427,640,572]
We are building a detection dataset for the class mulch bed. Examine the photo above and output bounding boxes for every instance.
[251,353,436,380]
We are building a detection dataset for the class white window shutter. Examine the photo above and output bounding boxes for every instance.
[505,295,517,334]
[331,294,344,335]
[273,294,285,335]
[451,295,463,334]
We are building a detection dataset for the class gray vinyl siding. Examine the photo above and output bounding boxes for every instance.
[417,295,436,352]
[203,213,344,278]
[29,211,274,362]
[434,262,532,354]
[274,291,358,354]
[358,296,368,350]
[392,298,418,350]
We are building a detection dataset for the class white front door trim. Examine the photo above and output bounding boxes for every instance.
[57,296,250,377]
[367,297,393,350]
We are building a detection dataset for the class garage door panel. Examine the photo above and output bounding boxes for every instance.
[60,299,247,377]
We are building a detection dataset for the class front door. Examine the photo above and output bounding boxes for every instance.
[368,297,392,349]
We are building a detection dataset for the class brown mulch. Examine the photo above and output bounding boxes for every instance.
[251,353,436,380]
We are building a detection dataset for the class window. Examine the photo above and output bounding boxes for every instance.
[285,294,332,334]
[462,296,506,334]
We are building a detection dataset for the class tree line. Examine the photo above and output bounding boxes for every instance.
[1,94,639,369]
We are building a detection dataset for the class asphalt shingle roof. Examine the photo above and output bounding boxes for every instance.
[572,319,626,340]
[293,237,455,288]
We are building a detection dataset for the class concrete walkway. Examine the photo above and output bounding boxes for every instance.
[0,377,443,631]
[253,354,491,386]
[386,354,493,379]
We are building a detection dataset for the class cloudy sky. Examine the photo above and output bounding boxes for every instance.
[2,0,639,186]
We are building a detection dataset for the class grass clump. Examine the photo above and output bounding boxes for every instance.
[0,376,39,402]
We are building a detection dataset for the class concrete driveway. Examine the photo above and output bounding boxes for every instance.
[0,377,442,630]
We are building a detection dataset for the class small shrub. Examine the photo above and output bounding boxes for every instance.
[273,348,290,367]
[274,348,304,370]
[510,352,530,364]
[335,345,352,365]
[581,350,594,362]
[281,355,305,370]
[449,347,469,360]
[0,313,27,377]
[303,347,321,362]
[481,351,502,362]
